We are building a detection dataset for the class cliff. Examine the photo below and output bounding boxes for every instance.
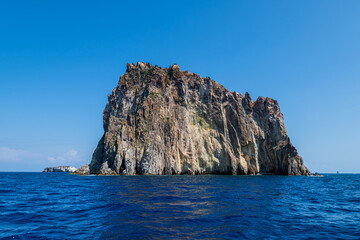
[89,62,310,176]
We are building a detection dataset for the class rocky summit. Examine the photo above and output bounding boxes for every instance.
[89,62,310,176]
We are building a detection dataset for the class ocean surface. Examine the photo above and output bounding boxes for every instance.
[0,173,359,239]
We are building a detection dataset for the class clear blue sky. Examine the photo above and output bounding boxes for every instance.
[1,0,359,172]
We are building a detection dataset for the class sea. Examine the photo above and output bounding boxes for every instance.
[0,173,359,239]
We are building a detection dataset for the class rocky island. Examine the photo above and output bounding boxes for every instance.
[43,166,77,173]
[88,62,310,176]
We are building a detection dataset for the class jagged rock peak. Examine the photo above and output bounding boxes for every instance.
[90,62,310,176]
[126,62,181,73]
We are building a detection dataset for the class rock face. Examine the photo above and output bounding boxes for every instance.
[43,166,77,173]
[89,62,310,176]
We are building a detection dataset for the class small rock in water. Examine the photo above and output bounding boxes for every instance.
[313,172,323,176]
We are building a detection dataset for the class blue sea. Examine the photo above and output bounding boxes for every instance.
[0,173,359,239]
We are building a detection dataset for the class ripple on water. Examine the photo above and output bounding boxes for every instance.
[0,173,360,239]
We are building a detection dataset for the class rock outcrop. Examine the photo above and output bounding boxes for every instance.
[72,164,90,175]
[43,166,77,173]
[89,62,310,176]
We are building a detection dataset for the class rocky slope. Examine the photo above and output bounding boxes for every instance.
[89,62,310,176]
[43,166,77,173]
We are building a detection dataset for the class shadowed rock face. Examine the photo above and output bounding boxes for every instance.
[89,62,310,176]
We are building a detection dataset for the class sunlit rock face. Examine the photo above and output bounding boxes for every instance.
[89,62,310,176]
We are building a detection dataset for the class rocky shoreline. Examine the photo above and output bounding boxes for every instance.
[43,163,320,176]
